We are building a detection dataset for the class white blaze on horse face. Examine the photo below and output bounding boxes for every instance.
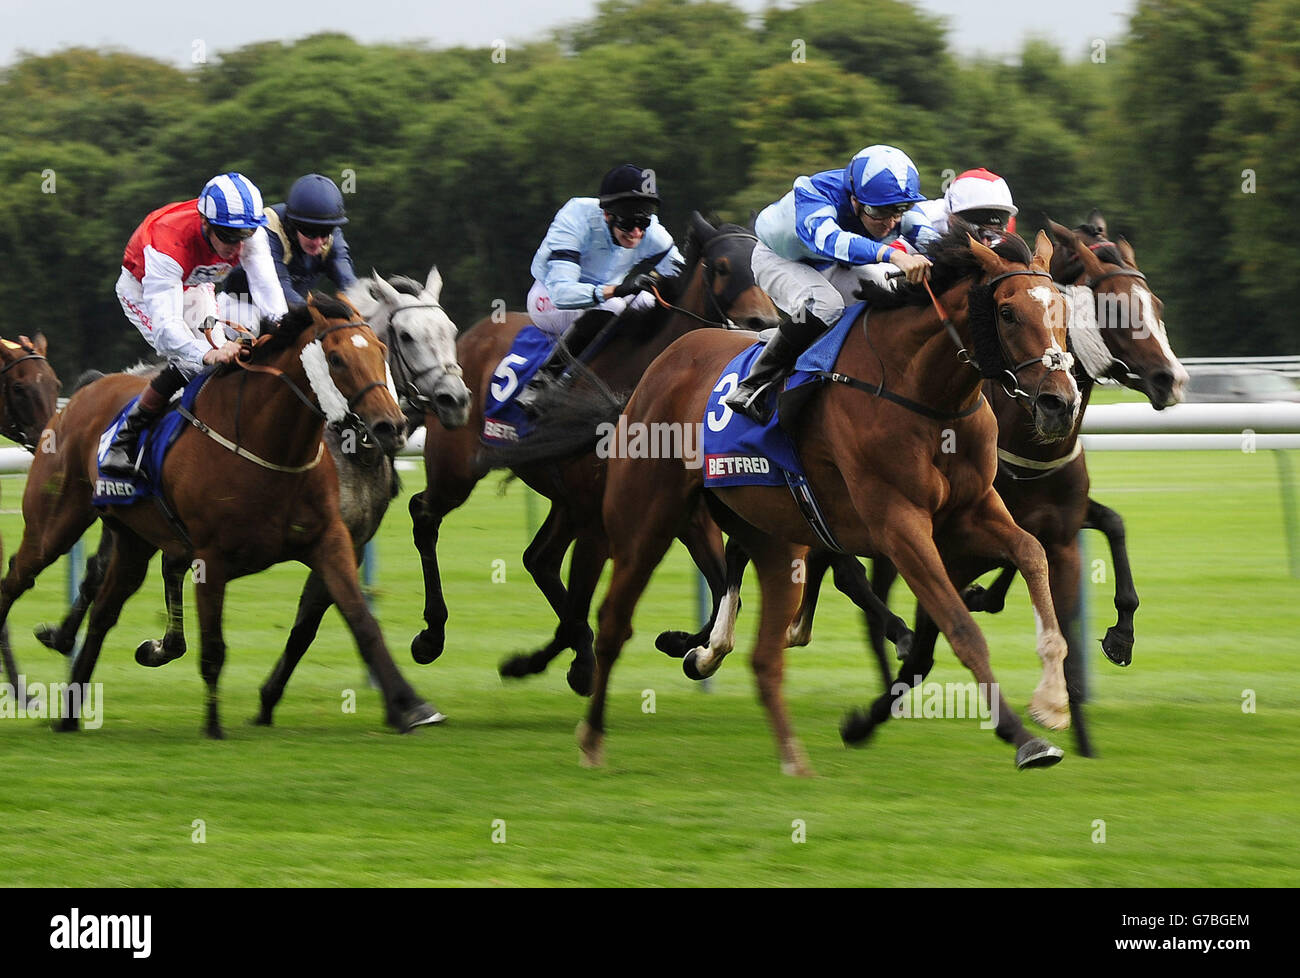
[351,334,369,348]
[300,340,351,423]
[1132,283,1179,364]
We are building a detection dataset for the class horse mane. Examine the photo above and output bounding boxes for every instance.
[1052,224,1131,282]
[387,275,424,297]
[858,218,1033,309]
[253,294,354,358]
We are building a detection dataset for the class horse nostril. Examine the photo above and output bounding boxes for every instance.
[1037,393,1070,418]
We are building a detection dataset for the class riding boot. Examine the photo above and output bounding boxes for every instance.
[515,309,617,415]
[724,307,830,425]
[99,364,186,479]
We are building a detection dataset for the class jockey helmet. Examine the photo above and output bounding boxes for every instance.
[598,164,660,208]
[197,173,268,230]
[945,168,1018,226]
[844,146,925,208]
[286,174,349,227]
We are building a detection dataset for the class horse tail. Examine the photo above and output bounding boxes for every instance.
[480,369,625,471]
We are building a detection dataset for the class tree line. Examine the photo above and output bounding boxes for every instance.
[1,0,1296,382]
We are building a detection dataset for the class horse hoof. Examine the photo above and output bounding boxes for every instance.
[205,725,225,740]
[399,702,446,731]
[411,630,445,665]
[249,714,272,727]
[1029,702,1071,732]
[1016,738,1064,769]
[33,624,74,656]
[963,584,988,612]
[566,659,593,697]
[654,630,694,659]
[135,639,180,668]
[894,630,914,661]
[52,717,79,733]
[497,655,534,680]
[682,650,706,681]
[576,720,604,768]
[1101,628,1133,667]
[840,708,875,746]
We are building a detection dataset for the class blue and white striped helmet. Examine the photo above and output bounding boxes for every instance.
[844,146,925,207]
[197,172,268,229]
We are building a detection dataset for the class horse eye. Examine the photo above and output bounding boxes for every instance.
[327,352,344,369]
[401,331,413,344]
[999,305,1016,324]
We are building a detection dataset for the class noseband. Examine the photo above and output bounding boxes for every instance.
[383,301,463,416]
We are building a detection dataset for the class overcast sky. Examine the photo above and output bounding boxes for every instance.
[2,0,1137,67]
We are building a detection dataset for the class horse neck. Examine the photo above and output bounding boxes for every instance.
[207,342,326,468]
[592,261,721,390]
[842,281,985,418]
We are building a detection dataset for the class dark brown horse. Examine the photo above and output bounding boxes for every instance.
[579,224,1081,775]
[0,332,62,689]
[408,214,778,694]
[0,296,441,735]
[787,218,1187,757]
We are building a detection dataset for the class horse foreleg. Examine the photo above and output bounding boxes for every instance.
[254,569,334,726]
[1083,497,1138,667]
[555,529,608,697]
[841,606,938,745]
[964,565,1016,613]
[33,533,106,657]
[747,537,814,777]
[313,523,443,731]
[656,506,729,659]
[135,552,189,668]
[499,505,577,681]
[826,554,913,689]
[1045,538,1095,757]
[191,561,229,739]
[951,492,1071,734]
[59,530,155,732]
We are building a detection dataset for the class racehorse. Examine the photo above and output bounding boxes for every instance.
[32,270,472,727]
[578,223,1082,775]
[783,217,1187,757]
[0,333,62,688]
[0,295,442,736]
[408,214,778,695]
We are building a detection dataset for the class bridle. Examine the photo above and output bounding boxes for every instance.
[923,268,1074,411]
[649,230,763,328]
[381,300,464,416]
[0,351,53,452]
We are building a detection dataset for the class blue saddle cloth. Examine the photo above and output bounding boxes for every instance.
[480,325,558,446]
[92,374,205,506]
[701,301,866,489]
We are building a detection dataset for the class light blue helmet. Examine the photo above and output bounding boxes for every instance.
[197,172,268,229]
[844,146,925,207]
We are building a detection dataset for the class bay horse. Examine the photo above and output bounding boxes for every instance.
[408,214,778,694]
[0,332,62,689]
[579,224,1082,775]
[31,270,472,727]
[785,217,1187,757]
[0,295,442,736]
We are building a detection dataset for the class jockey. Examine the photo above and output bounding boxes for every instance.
[725,145,932,424]
[101,172,288,479]
[901,167,1019,252]
[223,173,357,304]
[514,163,683,413]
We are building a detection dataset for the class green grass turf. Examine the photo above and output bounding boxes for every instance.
[0,449,1296,887]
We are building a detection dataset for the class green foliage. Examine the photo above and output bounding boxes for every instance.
[1,0,1297,370]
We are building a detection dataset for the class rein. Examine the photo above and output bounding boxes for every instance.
[649,230,760,328]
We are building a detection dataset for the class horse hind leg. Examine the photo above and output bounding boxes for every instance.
[825,553,914,688]
[841,606,938,745]
[254,569,334,726]
[135,552,189,668]
[783,547,830,649]
[681,534,748,681]
[655,505,728,659]
[499,505,577,682]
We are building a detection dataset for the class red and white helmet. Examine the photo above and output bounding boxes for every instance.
[945,168,1018,221]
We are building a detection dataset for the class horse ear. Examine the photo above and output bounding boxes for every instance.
[1086,209,1109,238]
[425,265,443,301]
[368,273,402,307]
[1031,230,1054,272]
[31,332,48,356]
[967,233,1004,275]
[336,293,365,320]
[305,293,328,327]
[690,211,717,244]
[1045,217,1077,250]
[1117,236,1139,269]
